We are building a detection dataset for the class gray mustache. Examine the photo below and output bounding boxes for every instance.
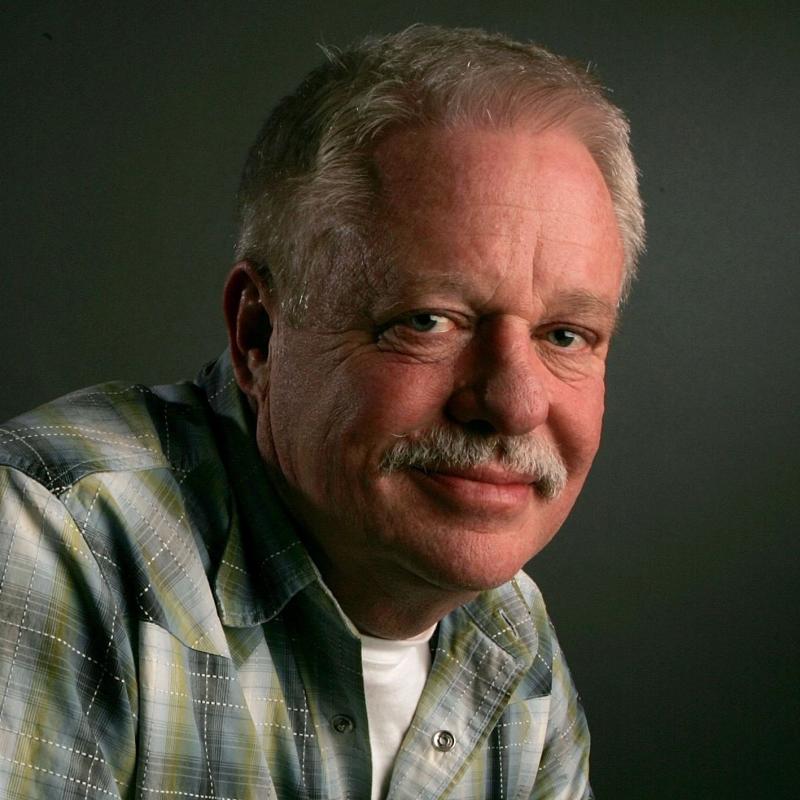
[379,427,567,500]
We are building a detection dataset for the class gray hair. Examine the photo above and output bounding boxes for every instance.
[380,426,568,501]
[235,25,645,319]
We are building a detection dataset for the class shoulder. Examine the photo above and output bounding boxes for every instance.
[0,375,232,654]
[0,379,211,494]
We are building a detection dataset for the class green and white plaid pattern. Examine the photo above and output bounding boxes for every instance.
[0,352,592,799]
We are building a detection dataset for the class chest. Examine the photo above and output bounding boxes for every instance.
[134,617,551,800]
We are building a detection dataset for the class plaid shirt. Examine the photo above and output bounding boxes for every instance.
[0,352,592,799]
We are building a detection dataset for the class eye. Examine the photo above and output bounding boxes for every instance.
[545,328,588,349]
[377,311,461,352]
[402,313,455,334]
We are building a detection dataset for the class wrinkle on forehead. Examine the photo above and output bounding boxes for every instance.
[357,249,620,332]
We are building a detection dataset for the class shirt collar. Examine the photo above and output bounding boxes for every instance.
[462,577,541,670]
[195,350,318,627]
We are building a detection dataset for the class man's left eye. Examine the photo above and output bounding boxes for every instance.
[545,328,588,349]
[404,313,454,334]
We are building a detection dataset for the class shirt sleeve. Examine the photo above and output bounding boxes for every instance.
[530,622,594,800]
[0,467,138,799]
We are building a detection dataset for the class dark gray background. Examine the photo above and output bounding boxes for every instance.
[3,2,797,797]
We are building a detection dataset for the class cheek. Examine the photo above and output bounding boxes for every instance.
[271,354,457,490]
[336,359,457,444]
[549,377,606,472]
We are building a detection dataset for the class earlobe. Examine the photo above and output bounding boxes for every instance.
[223,262,275,399]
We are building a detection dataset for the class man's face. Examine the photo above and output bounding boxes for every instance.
[255,124,624,595]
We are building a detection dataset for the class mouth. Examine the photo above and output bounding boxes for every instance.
[423,463,537,485]
[408,463,537,514]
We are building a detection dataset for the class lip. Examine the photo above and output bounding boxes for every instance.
[408,464,535,514]
[425,463,536,485]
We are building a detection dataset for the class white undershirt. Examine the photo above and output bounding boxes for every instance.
[360,625,436,800]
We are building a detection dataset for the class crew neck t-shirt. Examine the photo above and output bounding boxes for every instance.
[360,625,437,800]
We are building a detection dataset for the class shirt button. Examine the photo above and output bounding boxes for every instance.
[331,714,355,734]
[432,730,455,751]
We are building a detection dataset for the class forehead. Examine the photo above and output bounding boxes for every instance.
[305,124,624,325]
[372,124,616,226]
[362,125,623,304]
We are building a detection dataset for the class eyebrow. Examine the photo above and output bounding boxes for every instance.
[366,272,473,314]
[549,290,620,333]
[365,267,621,331]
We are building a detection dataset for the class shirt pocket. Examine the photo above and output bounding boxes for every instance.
[135,620,274,799]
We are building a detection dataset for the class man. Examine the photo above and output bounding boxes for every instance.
[0,25,643,800]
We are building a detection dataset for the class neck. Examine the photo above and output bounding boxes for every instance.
[316,559,477,640]
[337,587,473,640]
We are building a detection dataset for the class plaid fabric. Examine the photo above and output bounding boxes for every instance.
[0,352,592,799]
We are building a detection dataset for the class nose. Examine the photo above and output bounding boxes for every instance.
[445,316,549,436]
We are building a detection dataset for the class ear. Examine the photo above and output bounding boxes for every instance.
[223,261,277,402]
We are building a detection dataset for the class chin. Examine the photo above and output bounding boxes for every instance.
[370,471,574,590]
[413,559,526,594]
[395,527,550,594]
